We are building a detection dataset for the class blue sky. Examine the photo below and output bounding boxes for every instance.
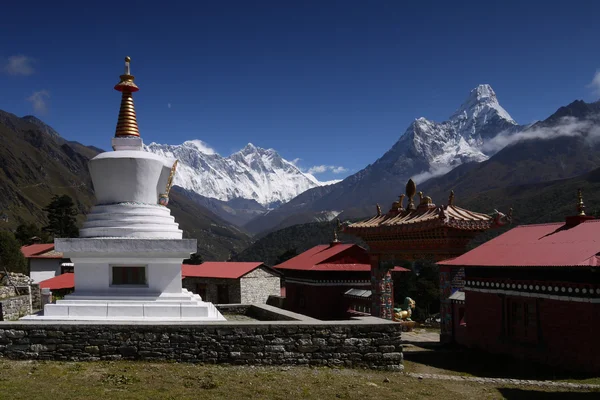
[1,1,600,181]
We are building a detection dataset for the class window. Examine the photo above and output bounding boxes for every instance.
[506,297,537,343]
[217,284,230,304]
[111,266,147,286]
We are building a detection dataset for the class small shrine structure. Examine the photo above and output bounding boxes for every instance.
[23,57,224,321]
[343,179,510,340]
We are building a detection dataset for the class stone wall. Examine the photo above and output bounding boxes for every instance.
[0,320,403,370]
[182,277,241,304]
[31,284,41,311]
[0,295,31,321]
[240,267,280,304]
[0,286,17,300]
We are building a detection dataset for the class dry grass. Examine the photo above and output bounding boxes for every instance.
[0,360,597,400]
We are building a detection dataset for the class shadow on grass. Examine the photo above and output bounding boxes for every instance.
[403,345,598,381]
[498,388,599,399]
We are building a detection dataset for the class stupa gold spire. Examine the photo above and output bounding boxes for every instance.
[114,56,140,137]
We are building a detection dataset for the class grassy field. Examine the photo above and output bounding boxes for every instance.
[0,360,598,400]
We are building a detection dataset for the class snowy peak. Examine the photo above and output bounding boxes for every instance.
[397,84,521,176]
[450,84,517,128]
[144,141,330,207]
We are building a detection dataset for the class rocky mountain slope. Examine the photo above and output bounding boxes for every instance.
[237,165,600,264]
[244,84,522,235]
[0,110,251,260]
[145,141,337,209]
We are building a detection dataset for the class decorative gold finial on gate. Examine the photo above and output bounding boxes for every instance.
[114,56,141,137]
[406,179,417,210]
[577,189,586,216]
[448,190,455,206]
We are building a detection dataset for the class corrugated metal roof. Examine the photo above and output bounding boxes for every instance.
[181,262,278,279]
[439,219,600,267]
[21,244,56,258]
[344,288,372,298]
[274,243,410,272]
[39,273,74,290]
[449,291,465,301]
[274,243,367,271]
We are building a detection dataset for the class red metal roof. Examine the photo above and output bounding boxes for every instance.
[274,243,410,272]
[39,273,74,290]
[181,262,276,279]
[439,220,600,267]
[21,244,56,258]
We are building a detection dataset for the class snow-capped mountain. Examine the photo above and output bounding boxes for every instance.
[144,141,335,207]
[402,84,519,175]
[244,84,522,234]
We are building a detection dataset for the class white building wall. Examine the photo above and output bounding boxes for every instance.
[29,259,62,283]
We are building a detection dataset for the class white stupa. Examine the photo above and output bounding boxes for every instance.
[23,57,225,321]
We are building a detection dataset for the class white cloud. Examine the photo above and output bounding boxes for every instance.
[482,116,600,154]
[290,158,301,166]
[411,115,600,184]
[168,103,172,109]
[411,165,454,184]
[3,55,35,76]
[307,165,348,175]
[331,166,348,174]
[588,70,600,96]
[183,139,217,155]
[26,90,50,114]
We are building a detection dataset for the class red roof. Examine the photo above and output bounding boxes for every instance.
[274,243,410,272]
[39,273,74,290]
[181,262,278,279]
[439,220,600,267]
[21,244,56,258]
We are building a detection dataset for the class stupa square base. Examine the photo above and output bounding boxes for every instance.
[22,290,225,321]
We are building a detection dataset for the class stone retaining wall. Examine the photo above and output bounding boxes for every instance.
[0,295,31,321]
[0,320,403,370]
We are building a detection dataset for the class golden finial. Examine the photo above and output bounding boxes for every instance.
[508,207,513,218]
[448,190,455,206]
[577,189,586,216]
[376,203,382,216]
[406,179,417,210]
[165,160,179,196]
[114,56,140,138]
[332,229,339,243]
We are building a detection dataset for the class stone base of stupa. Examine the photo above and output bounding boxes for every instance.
[22,289,225,321]
[21,238,225,322]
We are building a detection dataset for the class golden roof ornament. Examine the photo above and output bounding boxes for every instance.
[406,179,417,210]
[114,56,141,138]
[332,229,340,243]
[448,190,455,206]
[577,188,586,216]
[376,203,382,216]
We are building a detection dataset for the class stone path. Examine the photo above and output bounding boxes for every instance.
[403,372,600,390]
[401,329,440,343]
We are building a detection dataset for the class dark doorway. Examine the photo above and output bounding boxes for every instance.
[196,283,207,300]
[217,284,229,304]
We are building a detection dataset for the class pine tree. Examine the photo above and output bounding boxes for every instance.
[183,253,203,265]
[0,231,27,273]
[15,223,50,245]
[43,195,79,238]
